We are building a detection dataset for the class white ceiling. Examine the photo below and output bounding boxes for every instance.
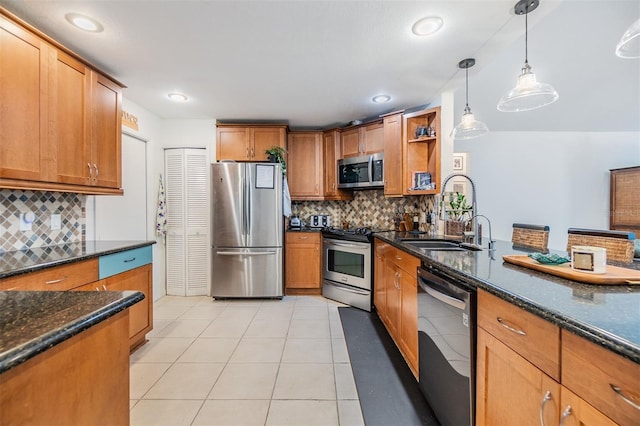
[1,0,638,131]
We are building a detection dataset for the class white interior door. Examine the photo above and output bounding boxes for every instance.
[94,133,148,240]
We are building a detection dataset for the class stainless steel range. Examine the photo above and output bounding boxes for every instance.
[321,227,373,312]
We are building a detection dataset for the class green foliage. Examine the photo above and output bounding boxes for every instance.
[446,192,472,221]
[265,146,287,175]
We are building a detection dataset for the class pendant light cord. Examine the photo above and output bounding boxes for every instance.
[465,66,469,108]
[524,4,529,65]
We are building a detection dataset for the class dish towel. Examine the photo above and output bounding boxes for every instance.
[155,174,167,243]
[283,175,292,217]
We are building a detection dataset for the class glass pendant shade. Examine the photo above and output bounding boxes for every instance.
[615,18,640,58]
[451,106,489,140]
[497,62,559,112]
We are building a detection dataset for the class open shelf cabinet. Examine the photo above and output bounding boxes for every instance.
[402,107,441,195]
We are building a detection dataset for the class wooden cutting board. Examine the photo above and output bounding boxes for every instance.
[502,255,640,285]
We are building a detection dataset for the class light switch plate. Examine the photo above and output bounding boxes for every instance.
[51,214,61,230]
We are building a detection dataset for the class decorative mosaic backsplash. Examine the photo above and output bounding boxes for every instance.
[293,190,436,232]
[0,190,85,253]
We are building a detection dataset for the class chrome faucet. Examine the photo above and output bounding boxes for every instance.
[466,214,495,251]
[440,173,478,246]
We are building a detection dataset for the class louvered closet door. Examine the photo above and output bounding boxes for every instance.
[164,148,209,296]
[165,150,186,296]
[185,151,209,296]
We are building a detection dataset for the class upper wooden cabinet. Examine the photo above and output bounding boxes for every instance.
[0,10,124,194]
[402,107,441,196]
[382,111,403,197]
[340,120,384,158]
[610,166,640,234]
[216,124,287,162]
[323,129,351,201]
[287,131,323,200]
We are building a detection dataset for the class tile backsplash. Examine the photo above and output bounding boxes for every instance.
[293,190,435,231]
[0,190,85,253]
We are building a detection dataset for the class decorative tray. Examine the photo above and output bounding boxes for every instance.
[502,255,640,285]
[528,253,571,265]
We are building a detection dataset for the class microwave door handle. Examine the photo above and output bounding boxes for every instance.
[368,156,373,184]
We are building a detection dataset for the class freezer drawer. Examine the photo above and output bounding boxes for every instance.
[212,247,283,298]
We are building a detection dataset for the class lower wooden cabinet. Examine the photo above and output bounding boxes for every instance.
[476,289,628,426]
[373,239,419,377]
[0,310,130,425]
[285,232,321,295]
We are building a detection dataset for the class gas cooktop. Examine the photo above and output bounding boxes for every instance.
[321,227,376,243]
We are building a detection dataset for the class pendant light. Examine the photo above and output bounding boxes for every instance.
[451,58,489,140]
[615,18,640,59]
[497,0,559,112]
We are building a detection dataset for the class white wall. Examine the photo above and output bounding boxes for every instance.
[455,132,640,250]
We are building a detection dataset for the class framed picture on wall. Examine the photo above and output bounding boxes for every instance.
[453,153,465,171]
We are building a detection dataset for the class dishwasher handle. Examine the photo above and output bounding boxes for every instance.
[418,266,470,311]
[423,285,466,310]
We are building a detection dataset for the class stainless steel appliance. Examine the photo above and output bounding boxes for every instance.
[309,214,330,228]
[211,162,283,298]
[417,263,476,426]
[321,228,373,311]
[337,153,384,189]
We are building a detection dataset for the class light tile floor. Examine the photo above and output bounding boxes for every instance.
[129,295,365,426]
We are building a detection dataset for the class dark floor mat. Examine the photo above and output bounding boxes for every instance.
[339,307,440,426]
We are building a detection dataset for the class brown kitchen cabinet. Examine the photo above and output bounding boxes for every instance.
[0,310,130,426]
[381,111,404,197]
[287,131,324,200]
[340,120,384,158]
[402,107,441,195]
[0,10,124,194]
[323,129,352,200]
[610,166,640,234]
[373,239,420,377]
[216,124,287,162]
[285,232,321,295]
[476,289,627,426]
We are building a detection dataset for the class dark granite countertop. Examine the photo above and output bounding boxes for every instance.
[0,240,155,280]
[286,227,323,233]
[374,231,640,364]
[0,290,144,374]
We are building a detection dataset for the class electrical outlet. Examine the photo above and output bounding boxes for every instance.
[51,214,61,230]
[19,211,35,232]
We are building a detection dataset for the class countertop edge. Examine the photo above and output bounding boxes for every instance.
[0,290,145,374]
[0,240,156,280]
[373,233,640,365]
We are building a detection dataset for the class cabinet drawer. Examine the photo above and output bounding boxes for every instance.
[478,290,560,381]
[0,259,98,291]
[99,246,152,279]
[387,246,420,277]
[286,232,320,245]
[562,330,640,426]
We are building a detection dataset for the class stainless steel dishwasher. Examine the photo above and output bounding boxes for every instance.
[417,263,476,426]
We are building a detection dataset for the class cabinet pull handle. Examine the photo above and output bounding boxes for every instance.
[251,147,255,157]
[87,163,92,181]
[496,317,527,336]
[102,284,108,291]
[539,390,552,426]
[559,406,572,426]
[246,147,249,157]
[45,276,68,285]
[93,164,99,181]
[95,287,100,291]
[395,255,402,260]
[123,257,136,263]
[298,236,308,240]
[610,384,640,410]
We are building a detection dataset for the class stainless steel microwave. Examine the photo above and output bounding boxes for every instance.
[337,153,384,189]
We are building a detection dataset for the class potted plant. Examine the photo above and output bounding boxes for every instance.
[265,146,287,175]
[444,192,472,236]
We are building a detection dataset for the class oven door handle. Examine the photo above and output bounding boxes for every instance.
[324,240,369,249]
[423,284,466,310]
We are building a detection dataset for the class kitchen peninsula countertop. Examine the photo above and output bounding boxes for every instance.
[0,240,155,280]
[0,290,144,374]
[374,231,640,364]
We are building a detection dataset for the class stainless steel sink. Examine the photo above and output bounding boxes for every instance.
[401,240,466,251]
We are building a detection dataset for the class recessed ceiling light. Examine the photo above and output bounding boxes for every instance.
[412,16,444,36]
[65,13,103,33]
[372,95,391,104]
[167,92,189,102]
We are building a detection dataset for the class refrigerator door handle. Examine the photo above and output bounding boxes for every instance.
[217,251,277,256]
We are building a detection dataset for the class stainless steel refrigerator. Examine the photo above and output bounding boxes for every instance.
[211,162,284,298]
